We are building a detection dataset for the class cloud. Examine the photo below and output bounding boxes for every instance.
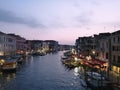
[0,8,44,28]
[73,0,100,8]
[76,11,93,26]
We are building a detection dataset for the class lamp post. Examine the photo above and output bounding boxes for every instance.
[91,50,96,59]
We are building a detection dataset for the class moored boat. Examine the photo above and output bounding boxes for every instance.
[2,59,17,72]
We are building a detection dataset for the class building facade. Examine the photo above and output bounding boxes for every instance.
[30,40,43,53]
[110,30,120,83]
[97,37,110,62]
[0,32,16,56]
[8,34,27,55]
[75,36,95,56]
[44,40,58,52]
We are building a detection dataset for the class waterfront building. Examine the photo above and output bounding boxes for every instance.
[8,34,27,55]
[0,32,16,56]
[94,33,111,62]
[58,45,73,51]
[42,41,49,53]
[30,40,43,53]
[76,30,120,84]
[30,40,59,53]
[44,40,58,52]
[110,30,120,83]
[25,40,32,55]
[75,36,95,56]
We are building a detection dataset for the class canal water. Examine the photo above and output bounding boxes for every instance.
[0,51,86,90]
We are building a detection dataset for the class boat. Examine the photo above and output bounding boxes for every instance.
[86,72,107,87]
[32,52,46,56]
[17,58,23,64]
[12,55,24,64]
[2,58,17,72]
[61,56,68,60]
[86,72,105,80]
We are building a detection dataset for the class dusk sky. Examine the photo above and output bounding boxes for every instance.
[0,0,120,45]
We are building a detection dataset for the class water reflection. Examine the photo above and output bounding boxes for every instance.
[74,67,80,76]
[1,52,87,90]
[6,73,16,82]
[0,72,16,90]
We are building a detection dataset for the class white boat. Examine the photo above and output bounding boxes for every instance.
[61,56,68,60]
[86,72,105,80]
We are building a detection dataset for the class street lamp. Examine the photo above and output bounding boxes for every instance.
[92,50,96,55]
[91,50,96,59]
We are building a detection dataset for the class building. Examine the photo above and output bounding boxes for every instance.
[94,33,111,62]
[0,32,16,56]
[58,45,73,51]
[110,30,120,83]
[30,40,59,53]
[44,40,58,52]
[30,40,43,53]
[8,34,27,55]
[75,36,95,56]
[25,40,32,55]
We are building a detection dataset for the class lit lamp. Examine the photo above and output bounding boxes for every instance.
[92,50,96,55]
[0,59,5,65]
[74,57,78,61]
[0,52,4,56]
[86,55,91,60]
[80,54,82,57]
[91,50,96,59]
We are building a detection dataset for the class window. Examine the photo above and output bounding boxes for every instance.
[118,37,120,43]
[113,37,115,43]
[4,44,5,47]
[106,42,108,48]
[4,37,6,42]
[117,37,119,43]
[113,55,116,62]
[106,53,108,59]
[112,46,115,51]
[8,38,13,42]
[117,56,120,63]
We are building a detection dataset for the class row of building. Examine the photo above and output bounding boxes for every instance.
[0,31,60,57]
[75,30,120,83]
[0,31,73,57]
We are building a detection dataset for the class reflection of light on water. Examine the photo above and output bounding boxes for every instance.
[12,73,16,78]
[6,74,11,82]
[74,67,79,73]
[30,57,34,63]
[71,83,74,86]
[74,67,79,76]
[74,67,82,76]
[6,73,16,82]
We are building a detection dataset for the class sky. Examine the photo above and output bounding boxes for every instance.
[0,0,120,45]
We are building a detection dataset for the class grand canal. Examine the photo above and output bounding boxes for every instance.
[0,51,87,90]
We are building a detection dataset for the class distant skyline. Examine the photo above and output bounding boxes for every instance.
[0,0,120,45]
